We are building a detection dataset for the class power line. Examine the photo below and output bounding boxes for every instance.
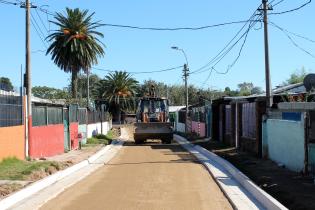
[190,9,260,74]
[269,21,315,59]
[37,6,54,16]
[30,11,47,40]
[102,20,261,31]
[35,8,49,33]
[269,21,315,43]
[30,3,262,32]
[212,17,258,74]
[269,0,311,15]
[34,7,261,32]
[195,14,262,87]
[0,0,18,5]
[271,0,285,7]
[201,68,214,88]
[191,12,261,75]
[30,15,48,49]
[92,65,183,74]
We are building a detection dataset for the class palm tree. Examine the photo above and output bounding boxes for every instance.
[93,71,139,122]
[46,8,105,99]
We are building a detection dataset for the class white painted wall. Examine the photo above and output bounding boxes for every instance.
[87,120,112,138]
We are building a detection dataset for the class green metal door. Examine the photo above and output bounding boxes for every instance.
[63,108,70,151]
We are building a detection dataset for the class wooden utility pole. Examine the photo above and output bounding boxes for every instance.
[21,0,36,157]
[183,64,189,133]
[26,0,32,157]
[262,0,273,108]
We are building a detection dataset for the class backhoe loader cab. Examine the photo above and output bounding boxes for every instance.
[134,96,173,144]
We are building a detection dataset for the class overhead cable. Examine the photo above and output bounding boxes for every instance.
[269,0,311,15]
[92,65,183,74]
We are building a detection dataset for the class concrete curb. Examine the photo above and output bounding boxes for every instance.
[0,140,123,210]
[174,135,288,210]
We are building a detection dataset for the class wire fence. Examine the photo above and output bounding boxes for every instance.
[0,95,23,127]
[88,110,111,124]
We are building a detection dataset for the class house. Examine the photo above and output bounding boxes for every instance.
[169,106,185,132]
[212,82,307,157]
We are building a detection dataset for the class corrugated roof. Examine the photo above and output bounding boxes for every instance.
[169,106,185,112]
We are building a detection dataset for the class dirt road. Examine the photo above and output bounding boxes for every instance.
[41,141,232,210]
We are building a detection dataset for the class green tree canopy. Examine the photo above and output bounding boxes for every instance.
[76,73,100,99]
[0,77,14,91]
[32,86,70,99]
[237,82,253,96]
[285,68,307,85]
[46,8,105,99]
[92,71,139,121]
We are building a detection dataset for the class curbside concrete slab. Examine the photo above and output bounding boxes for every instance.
[0,140,124,210]
[174,134,288,210]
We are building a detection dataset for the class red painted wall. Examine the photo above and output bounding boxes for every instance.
[30,124,64,158]
[70,122,79,150]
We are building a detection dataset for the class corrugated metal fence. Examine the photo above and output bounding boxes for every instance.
[32,105,63,126]
[0,95,23,127]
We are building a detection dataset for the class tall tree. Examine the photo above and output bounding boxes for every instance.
[0,77,14,91]
[32,86,70,99]
[285,68,307,85]
[93,71,139,121]
[46,8,105,99]
[76,73,100,99]
[238,82,254,96]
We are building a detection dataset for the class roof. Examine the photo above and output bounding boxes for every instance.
[169,106,185,112]
[32,96,66,106]
[0,89,20,96]
[273,82,305,94]
[225,83,306,101]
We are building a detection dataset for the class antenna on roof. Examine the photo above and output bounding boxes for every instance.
[303,74,315,92]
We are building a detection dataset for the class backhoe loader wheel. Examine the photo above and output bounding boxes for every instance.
[135,139,144,144]
[162,138,172,144]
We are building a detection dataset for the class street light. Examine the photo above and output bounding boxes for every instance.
[171,46,189,133]
[171,46,188,66]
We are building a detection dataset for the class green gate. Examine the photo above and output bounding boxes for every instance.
[63,108,70,151]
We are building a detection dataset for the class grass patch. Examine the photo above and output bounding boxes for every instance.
[86,130,114,145]
[0,157,63,180]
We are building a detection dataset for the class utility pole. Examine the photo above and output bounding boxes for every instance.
[21,0,36,157]
[262,0,273,108]
[171,46,189,133]
[183,64,189,133]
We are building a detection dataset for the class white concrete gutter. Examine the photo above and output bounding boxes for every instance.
[174,134,288,210]
[0,140,124,210]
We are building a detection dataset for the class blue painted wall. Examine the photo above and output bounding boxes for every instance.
[263,118,305,172]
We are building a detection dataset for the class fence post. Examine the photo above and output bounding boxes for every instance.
[304,112,309,175]
[45,106,48,126]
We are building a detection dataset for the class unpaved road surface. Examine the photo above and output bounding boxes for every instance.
[41,141,232,210]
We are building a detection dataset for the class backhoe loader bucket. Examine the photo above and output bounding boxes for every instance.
[133,122,173,144]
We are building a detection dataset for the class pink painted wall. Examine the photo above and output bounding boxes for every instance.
[30,124,64,158]
[70,122,79,150]
[191,121,206,137]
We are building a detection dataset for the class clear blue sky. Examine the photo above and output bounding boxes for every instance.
[0,0,314,91]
